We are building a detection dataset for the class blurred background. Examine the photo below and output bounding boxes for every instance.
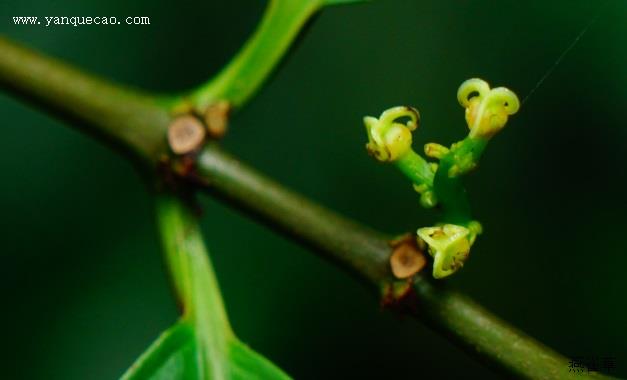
[1,0,626,378]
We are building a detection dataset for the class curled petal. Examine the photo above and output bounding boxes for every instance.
[488,87,520,115]
[379,106,420,131]
[457,78,490,108]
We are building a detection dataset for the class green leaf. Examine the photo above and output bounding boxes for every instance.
[121,322,291,380]
[122,195,291,380]
[228,340,291,380]
[121,322,199,380]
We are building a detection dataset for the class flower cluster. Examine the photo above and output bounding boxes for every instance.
[363,79,520,279]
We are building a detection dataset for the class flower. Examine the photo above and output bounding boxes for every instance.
[457,78,520,138]
[417,223,478,279]
[364,106,420,162]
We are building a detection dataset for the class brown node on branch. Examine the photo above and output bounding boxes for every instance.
[389,234,427,279]
[205,100,231,139]
[381,279,414,309]
[168,115,206,155]
[204,101,231,139]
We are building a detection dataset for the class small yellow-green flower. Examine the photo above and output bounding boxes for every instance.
[417,223,479,279]
[364,106,420,162]
[457,78,520,138]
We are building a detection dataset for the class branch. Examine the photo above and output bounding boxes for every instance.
[0,37,170,164]
[188,145,391,285]
[179,145,609,380]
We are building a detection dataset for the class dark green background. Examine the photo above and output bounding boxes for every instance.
[1,0,626,378]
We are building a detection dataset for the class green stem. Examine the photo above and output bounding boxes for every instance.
[395,149,434,186]
[187,0,321,111]
[180,145,610,380]
[0,37,170,164]
[433,163,472,224]
[433,137,488,224]
[156,192,233,379]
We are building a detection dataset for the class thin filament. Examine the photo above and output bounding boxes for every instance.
[522,2,609,105]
